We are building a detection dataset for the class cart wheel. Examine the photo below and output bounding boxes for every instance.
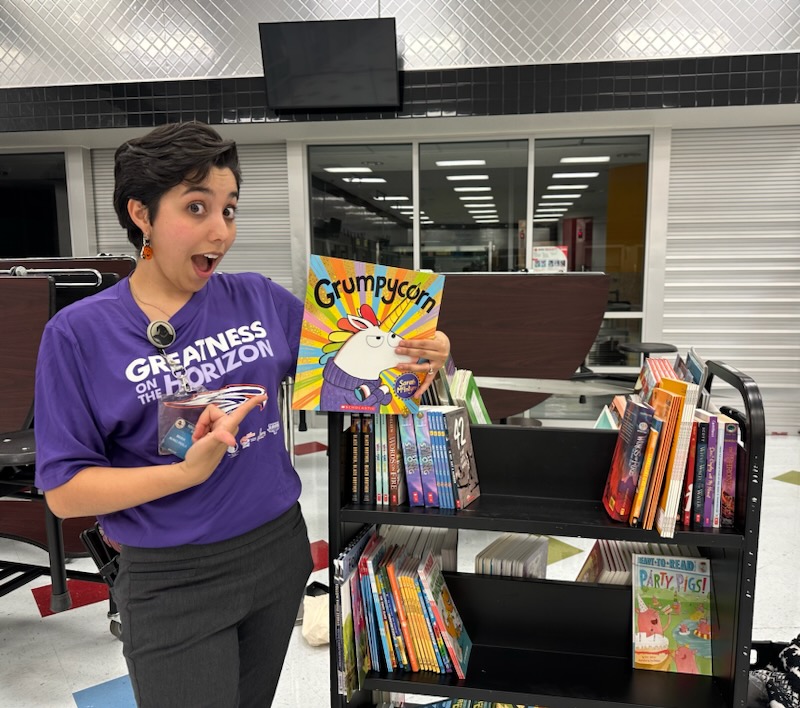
[110,619,122,640]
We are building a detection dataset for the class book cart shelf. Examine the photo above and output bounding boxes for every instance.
[326,360,765,708]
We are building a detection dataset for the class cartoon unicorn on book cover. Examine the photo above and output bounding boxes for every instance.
[292,256,445,415]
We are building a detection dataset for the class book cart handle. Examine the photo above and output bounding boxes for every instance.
[705,359,765,708]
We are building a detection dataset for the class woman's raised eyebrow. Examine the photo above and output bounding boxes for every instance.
[180,185,239,200]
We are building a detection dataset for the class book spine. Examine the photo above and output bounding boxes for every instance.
[380,415,390,505]
[366,551,396,670]
[361,414,374,505]
[418,571,464,679]
[350,414,362,504]
[414,575,446,672]
[386,415,398,505]
[385,560,420,672]
[691,421,709,529]
[377,564,409,670]
[413,412,439,507]
[629,418,662,527]
[712,422,725,528]
[602,402,653,522]
[358,559,380,670]
[702,416,718,528]
[680,420,698,528]
[720,421,739,528]
[398,414,424,506]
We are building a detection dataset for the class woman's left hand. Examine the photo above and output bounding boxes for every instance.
[395,330,451,399]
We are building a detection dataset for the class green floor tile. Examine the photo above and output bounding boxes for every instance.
[545,537,583,565]
[774,470,800,486]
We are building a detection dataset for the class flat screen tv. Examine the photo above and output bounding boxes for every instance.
[258,18,400,111]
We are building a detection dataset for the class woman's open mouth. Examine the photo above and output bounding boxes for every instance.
[192,253,220,276]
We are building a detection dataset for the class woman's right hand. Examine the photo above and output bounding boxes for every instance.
[179,394,267,486]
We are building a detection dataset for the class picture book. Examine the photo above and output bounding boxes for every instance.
[602,396,655,522]
[632,553,712,675]
[293,255,446,416]
[333,524,375,697]
[418,550,473,679]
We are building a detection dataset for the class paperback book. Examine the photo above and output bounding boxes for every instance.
[293,255,446,416]
[632,553,712,675]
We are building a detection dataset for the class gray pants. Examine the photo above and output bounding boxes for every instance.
[114,503,313,708]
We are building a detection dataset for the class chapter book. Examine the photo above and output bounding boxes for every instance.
[441,406,481,509]
[632,553,712,675]
[293,255,446,416]
[602,396,655,522]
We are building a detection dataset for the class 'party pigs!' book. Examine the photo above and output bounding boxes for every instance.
[632,553,712,675]
[292,256,445,416]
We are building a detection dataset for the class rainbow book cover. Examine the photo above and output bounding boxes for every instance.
[292,256,445,415]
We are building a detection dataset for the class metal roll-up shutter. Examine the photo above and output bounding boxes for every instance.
[92,147,134,257]
[666,127,800,432]
[91,143,293,290]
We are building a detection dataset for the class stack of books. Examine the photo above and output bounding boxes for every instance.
[575,539,700,585]
[599,347,739,537]
[333,524,471,700]
[344,407,481,511]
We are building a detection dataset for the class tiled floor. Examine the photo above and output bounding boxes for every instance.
[0,423,797,707]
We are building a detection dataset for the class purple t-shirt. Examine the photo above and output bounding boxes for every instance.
[34,272,304,548]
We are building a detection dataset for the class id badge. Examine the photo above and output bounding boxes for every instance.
[157,389,206,458]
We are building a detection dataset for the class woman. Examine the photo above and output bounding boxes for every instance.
[33,122,449,707]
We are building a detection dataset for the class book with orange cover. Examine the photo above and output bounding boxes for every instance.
[642,386,682,530]
[655,377,701,537]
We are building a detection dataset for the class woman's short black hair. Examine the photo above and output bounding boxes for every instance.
[113,122,241,249]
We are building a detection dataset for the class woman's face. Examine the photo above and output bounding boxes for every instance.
[142,166,238,295]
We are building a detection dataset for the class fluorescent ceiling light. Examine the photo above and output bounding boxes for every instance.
[463,203,496,208]
[468,209,498,214]
[458,195,493,201]
[390,204,415,209]
[533,217,559,222]
[536,208,568,213]
[454,186,492,192]
[547,184,588,190]
[342,177,386,183]
[435,159,486,167]
[374,195,409,201]
[474,219,499,223]
[552,172,599,178]
[537,202,572,207]
[446,175,489,181]
[324,167,373,173]
[542,193,581,199]
[560,156,610,163]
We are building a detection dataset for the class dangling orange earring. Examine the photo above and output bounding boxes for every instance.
[140,234,153,260]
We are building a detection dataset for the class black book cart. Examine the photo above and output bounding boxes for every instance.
[326,359,765,708]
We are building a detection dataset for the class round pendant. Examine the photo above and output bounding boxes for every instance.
[147,320,176,349]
